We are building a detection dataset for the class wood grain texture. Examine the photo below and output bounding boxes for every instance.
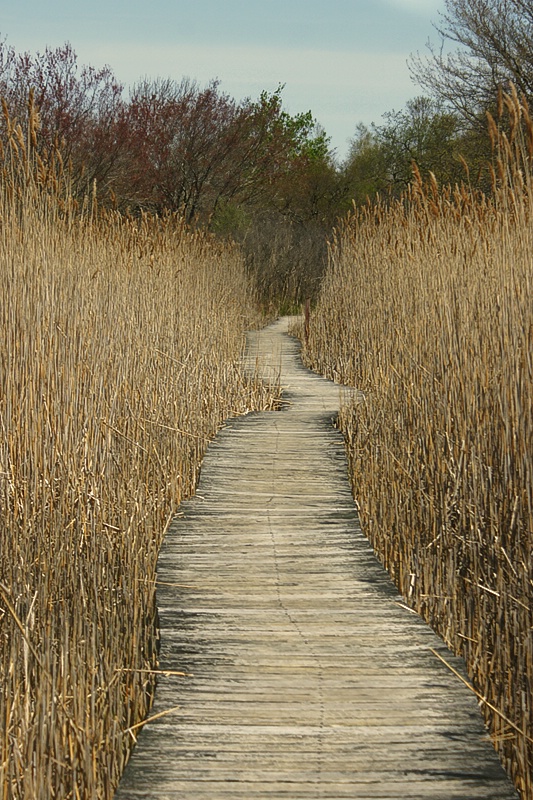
[114,318,518,799]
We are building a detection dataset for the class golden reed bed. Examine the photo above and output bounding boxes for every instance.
[0,97,276,798]
[303,88,533,799]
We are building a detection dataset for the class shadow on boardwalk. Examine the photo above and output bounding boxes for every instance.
[115,318,518,799]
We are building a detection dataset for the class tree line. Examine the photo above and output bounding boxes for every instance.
[0,41,335,223]
[0,38,339,307]
[1,0,531,304]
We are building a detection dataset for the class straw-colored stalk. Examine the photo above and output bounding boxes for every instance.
[304,90,533,799]
[0,97,277,798]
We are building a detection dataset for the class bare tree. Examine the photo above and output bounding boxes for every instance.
[410,0,533,126]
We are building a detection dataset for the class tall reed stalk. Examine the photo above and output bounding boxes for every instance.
[0,94,276,798]
[304,87,533,798]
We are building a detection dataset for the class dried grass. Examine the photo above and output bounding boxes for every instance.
[304,89,533,798]
[0,94,276,798]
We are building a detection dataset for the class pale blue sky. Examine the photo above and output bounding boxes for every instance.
[0,0,445,159]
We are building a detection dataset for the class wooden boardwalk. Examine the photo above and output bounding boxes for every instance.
[115,318,517,799]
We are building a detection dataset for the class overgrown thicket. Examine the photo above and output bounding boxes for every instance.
[304,88,533,798]
[0,95,277,799]
[238,215,328,313]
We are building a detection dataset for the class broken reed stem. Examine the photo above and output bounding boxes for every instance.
[123,705,183,735]
[430,648,533,745]
[116,669,193,677]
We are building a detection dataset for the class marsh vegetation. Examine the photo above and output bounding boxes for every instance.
[1,2,533,795]
[0,97,277,798]
[303,89,533,799]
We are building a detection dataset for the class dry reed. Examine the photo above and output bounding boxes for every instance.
[304,89,533,798]
[0,94,276,798]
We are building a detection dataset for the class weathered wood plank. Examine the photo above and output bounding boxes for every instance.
[114,317,517,799]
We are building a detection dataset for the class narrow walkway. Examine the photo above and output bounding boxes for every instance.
[115,318,517,799]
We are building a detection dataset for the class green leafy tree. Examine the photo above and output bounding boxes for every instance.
[344,97,464,201]
[238,86,335,218]
[342,124,389,206]
[378,97,463,191]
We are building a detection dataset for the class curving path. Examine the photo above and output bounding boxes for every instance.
[115,318,517,799]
